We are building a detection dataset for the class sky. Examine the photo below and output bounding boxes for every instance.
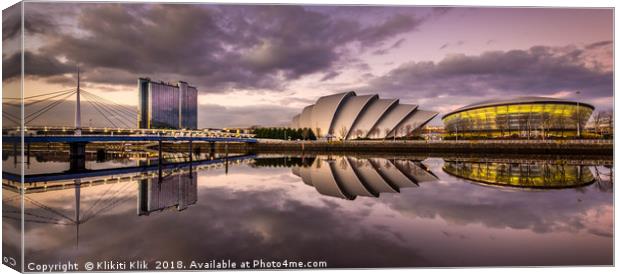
[1,2,614,128]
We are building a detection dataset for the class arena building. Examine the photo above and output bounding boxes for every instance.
[290,92,438,140]
[442,97,594,138]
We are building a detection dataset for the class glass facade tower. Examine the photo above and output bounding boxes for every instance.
[138,78,198,129]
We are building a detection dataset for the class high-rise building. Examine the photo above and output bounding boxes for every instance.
[138,78,198,129]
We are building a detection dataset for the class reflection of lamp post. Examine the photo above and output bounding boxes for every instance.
[454,117,459,141]
[576,91,581,138]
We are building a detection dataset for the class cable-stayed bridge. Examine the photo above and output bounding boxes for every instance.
[2,71,257,171]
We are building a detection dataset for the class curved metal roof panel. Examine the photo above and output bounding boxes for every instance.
[299,104,314,129]
[330,94,378,139]
[389,109,438,138]
[368,104,418,139]
[347,98,398,139]
[310,91,356,137]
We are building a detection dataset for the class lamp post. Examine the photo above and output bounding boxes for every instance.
[576,91,581,139]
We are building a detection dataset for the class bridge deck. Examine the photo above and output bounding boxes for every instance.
[3,154,256,183]
[2,135,257,143]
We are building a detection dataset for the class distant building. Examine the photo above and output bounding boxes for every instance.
[138,78,198,129]
[290,92,438,140]
[442,97,594,138]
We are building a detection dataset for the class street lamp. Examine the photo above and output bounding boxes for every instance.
[576,91,581,139]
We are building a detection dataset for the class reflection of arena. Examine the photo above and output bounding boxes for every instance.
[442,97,594,138]
[442,161,595,188]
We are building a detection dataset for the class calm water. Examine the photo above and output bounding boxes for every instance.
[2,152,613,268]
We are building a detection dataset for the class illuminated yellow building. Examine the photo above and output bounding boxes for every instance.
[442,97,594,138]
[443,161,595,188]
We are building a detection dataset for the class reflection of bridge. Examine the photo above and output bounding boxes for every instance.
[2,153,255,248]
[3,134,255,172]
[2,154,255,190]
[292,156,438,200]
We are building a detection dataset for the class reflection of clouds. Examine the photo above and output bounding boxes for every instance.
[10,157,613,267]
[21,172,427,267]
[383,161,613,236]
[2,190,22,266]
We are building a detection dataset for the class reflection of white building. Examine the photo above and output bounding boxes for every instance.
[291,92,437,139]
[292,156,438,200]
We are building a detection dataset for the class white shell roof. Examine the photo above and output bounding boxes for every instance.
[330,94,378,139]
[292,92,437,140]
[367,104,418,139]
[348,98,398,139]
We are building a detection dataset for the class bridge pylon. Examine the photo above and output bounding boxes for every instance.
[74,66,82,136]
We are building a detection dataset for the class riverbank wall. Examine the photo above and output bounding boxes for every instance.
[250,140,613,155]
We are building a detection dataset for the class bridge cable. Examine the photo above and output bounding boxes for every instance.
[25,92,76,124]
[24,89,76,107]
[81,93,120,128]
[80,89,136,117]
[80,91,136,124]
[82,92,131,128]
[2,111,19,124]
[24,91,75,119]
[81,91,134,128]
[82,94,127,128]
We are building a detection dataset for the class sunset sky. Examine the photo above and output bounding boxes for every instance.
[2,1,613,128]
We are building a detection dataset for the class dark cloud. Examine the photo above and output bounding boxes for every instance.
[26,3,425,92]
[2,3,59,41]
[372,38,407,55]
[432,7,453,16]
[438,40,465,50]
[363,43,613,110]
[320,70,341,81]
[2,51,75,80]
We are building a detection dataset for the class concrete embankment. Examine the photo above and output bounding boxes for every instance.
[250,140,613,155]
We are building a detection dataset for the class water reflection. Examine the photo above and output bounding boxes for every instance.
[1,153,613,267]
[138,171,197,215]
[290,156,437,200]
[442,161,595,188]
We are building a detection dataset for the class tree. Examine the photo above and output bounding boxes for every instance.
[339,126,348,141]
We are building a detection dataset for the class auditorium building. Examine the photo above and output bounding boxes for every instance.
[290,92,438,140]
